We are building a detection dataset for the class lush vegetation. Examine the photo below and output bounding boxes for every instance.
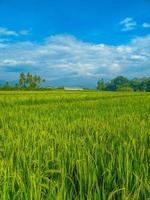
[0,91,149,199]
[97,76,150,91]
[0,73,45,90]
[1,73,150,92]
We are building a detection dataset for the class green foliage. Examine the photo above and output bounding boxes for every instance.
[18,72,45,89]
[0,81,14,90]
[97,76,150,91]
[117,86,134,92]
[130,78,150,91]
[0,73,45,90]
[19,72,26,88]
[0,91,149,199]
[96,79,106,90]
[109,76,129,91]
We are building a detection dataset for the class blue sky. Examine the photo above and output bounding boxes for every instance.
[0,0,150,86]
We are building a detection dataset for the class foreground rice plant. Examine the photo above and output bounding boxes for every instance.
[0,91,149,199]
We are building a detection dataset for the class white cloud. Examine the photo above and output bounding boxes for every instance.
[0,38,10,43]
[0,27,18,36]
[120,17,137,31]
[0,43,7,48]
[19,30,30,35]
[0,59,35,66]
[142,23,150,28]
[0,27,30,36]
[110,63,121,72]
[0,34,150,81]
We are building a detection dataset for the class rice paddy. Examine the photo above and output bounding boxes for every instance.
[0,91,149,199]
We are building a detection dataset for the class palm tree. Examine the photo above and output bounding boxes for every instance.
[19,72,26,88]
[18,72,45,89]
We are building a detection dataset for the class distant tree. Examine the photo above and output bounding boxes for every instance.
[19,72,26,88]
[117,86,134,92]
[130,78,149,91]
[26,72,31,87]
[29,75,41,88]
[18,72,45,89]
[109,76,129,91]
[3,81,12,90]
[96,79,106,90]
[97,76,150,92]
[15,83,20,89]
[145,79,150,91]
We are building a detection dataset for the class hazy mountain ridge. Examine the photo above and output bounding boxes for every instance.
[0,76,98,88]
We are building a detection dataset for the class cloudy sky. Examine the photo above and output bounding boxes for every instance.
[0,0,150,86]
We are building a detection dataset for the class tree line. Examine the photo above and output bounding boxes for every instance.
[97,76,150,91]
[0,73,150,91]
[0,72,45,90]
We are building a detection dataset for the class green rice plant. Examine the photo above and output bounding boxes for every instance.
[0,91,149,199]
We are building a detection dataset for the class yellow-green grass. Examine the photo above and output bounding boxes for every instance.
[0,91,149,199]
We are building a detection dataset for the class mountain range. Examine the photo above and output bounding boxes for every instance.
[0,76,98,88]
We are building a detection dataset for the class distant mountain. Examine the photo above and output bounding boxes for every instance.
[0,76,98,88]
[43,76,98,88]
[0,80,17,86]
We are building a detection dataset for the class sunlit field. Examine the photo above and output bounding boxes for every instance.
[0,91,149,200]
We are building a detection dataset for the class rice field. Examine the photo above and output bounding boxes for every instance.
[0,91,149,200]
